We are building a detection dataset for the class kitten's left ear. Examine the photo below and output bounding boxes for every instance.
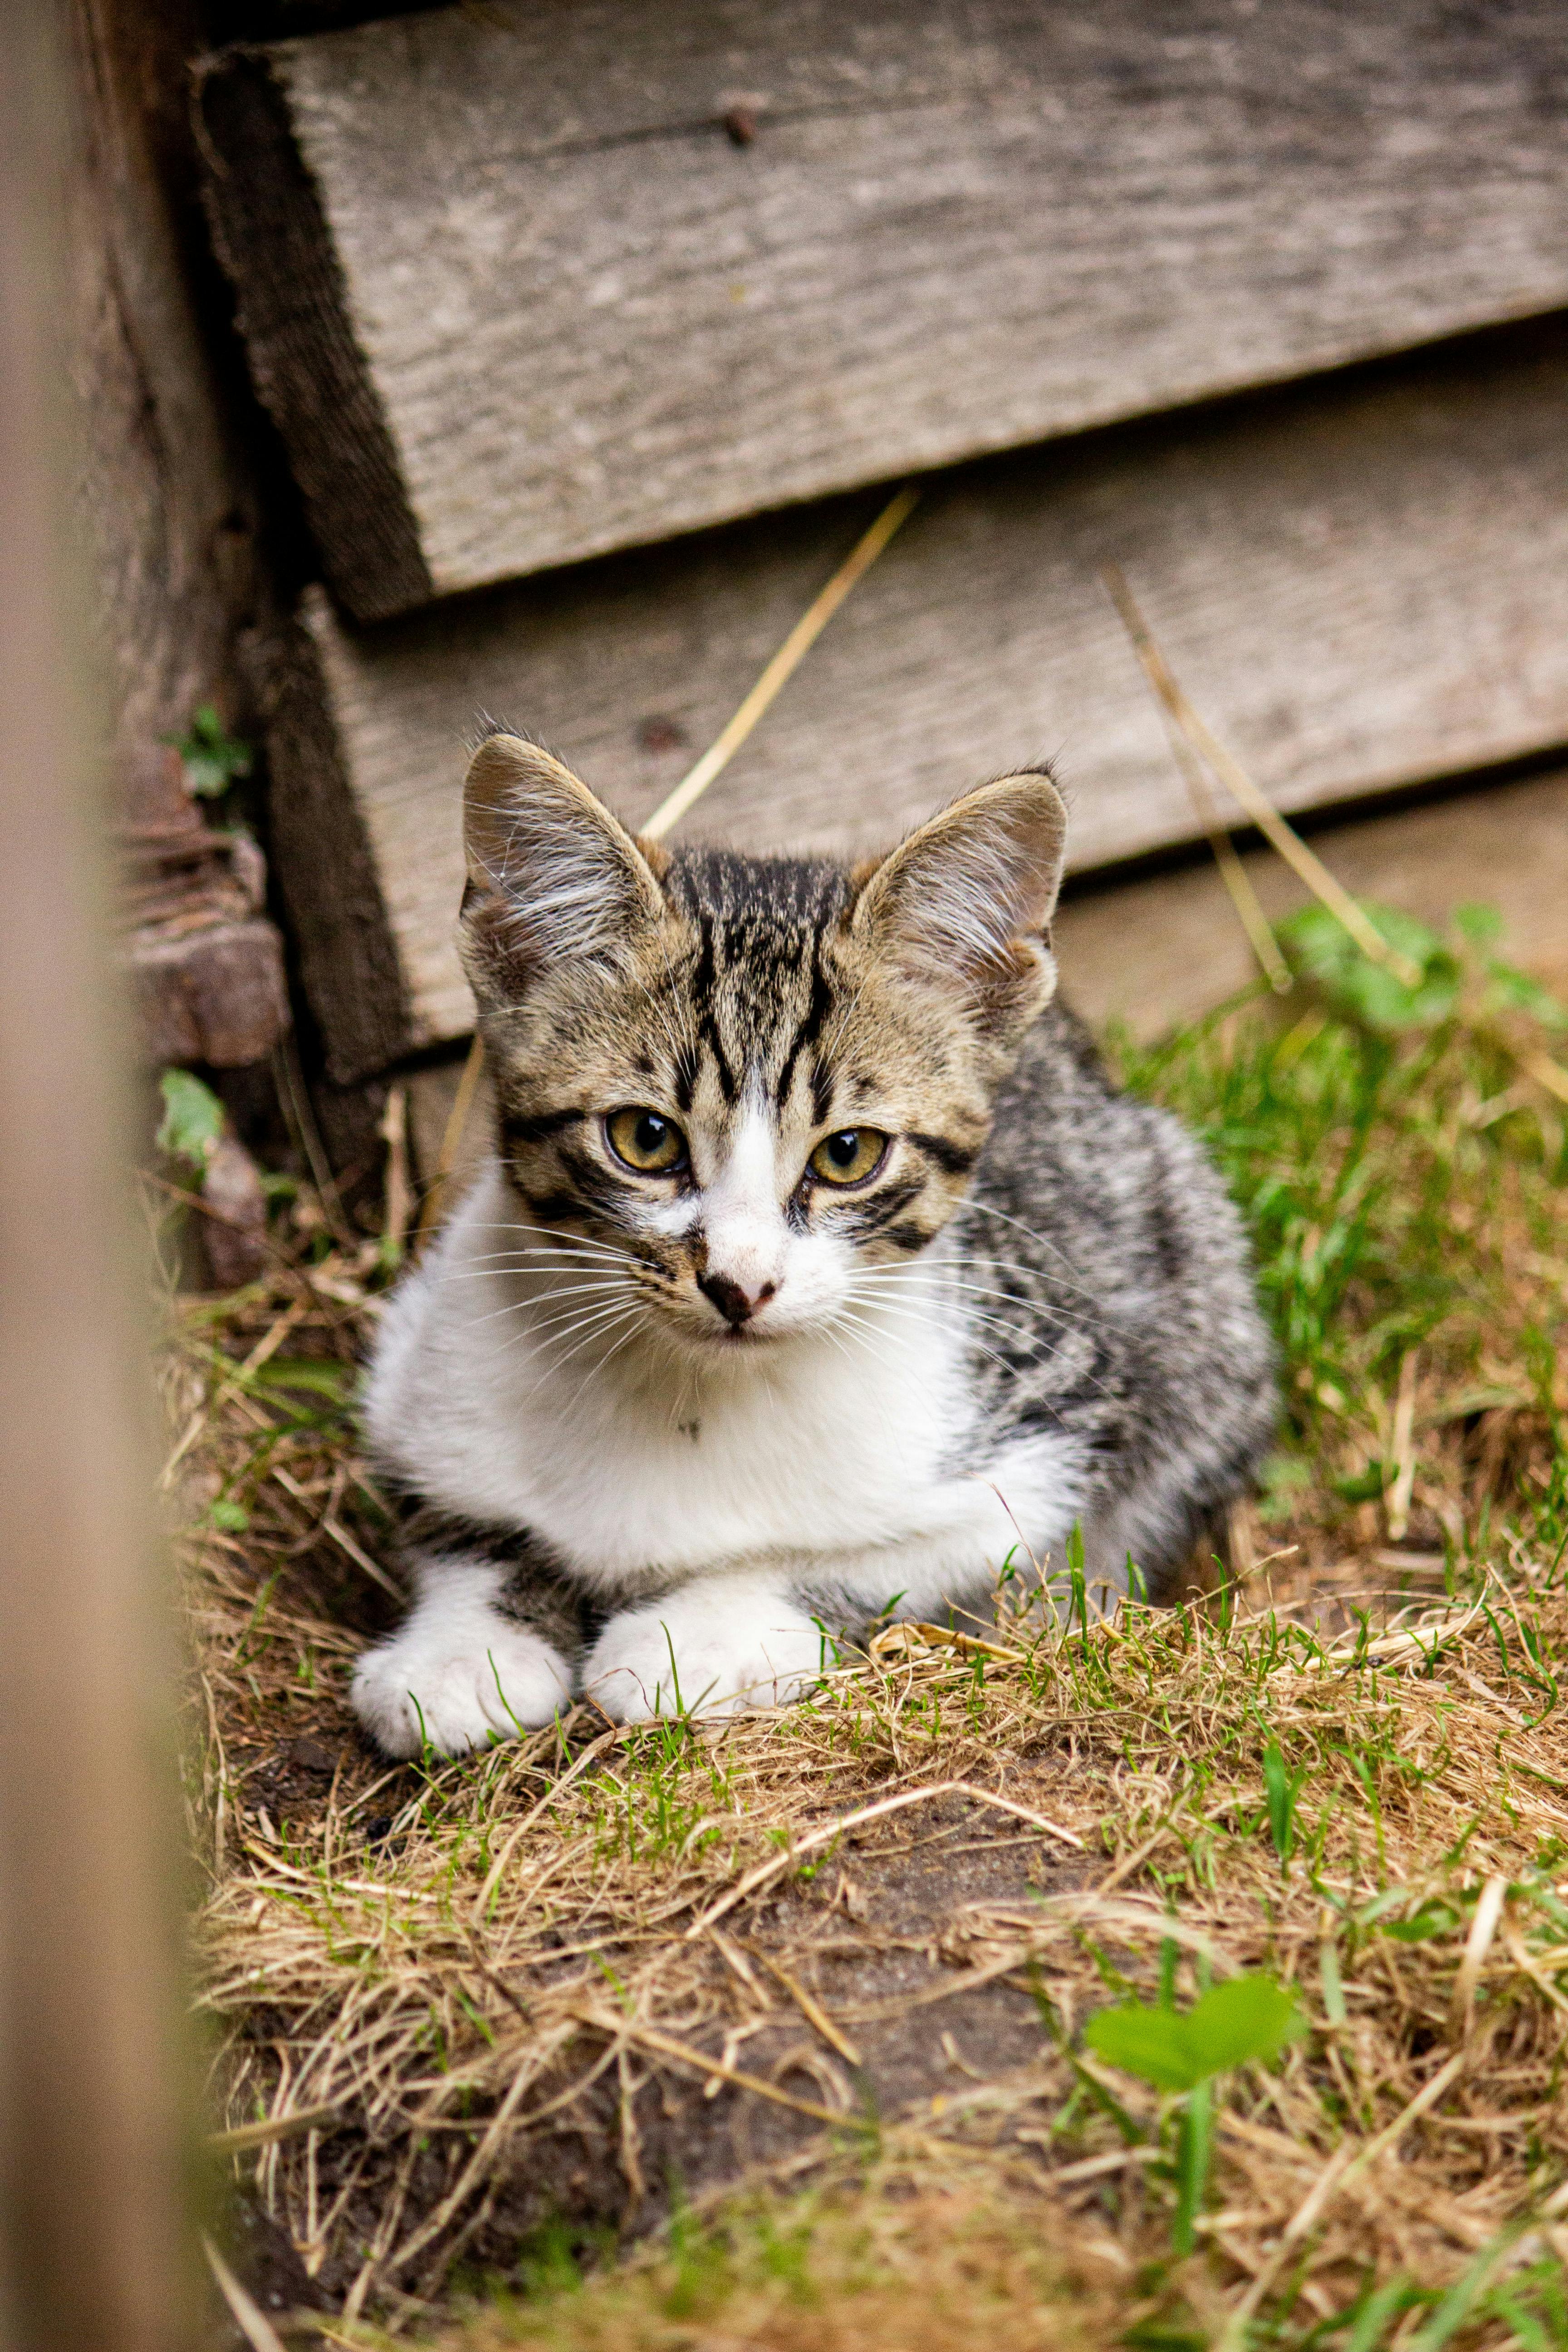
[851,770,1068,1039]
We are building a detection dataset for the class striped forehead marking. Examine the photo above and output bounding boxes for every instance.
[662,847,850,1119]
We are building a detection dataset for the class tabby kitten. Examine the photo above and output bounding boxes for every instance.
[353,733,1275,1756]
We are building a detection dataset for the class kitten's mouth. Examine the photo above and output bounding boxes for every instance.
[655,1289,800,1350]
[684,1313,781,1350]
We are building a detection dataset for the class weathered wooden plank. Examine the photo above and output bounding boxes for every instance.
[200,0,1568,619]
[71,0,292,1076]
[119,749,289,1068]
[74,0,265,770]
[258,333,1568,1083]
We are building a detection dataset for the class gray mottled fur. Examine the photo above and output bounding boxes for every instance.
[945,1002,1276,1598]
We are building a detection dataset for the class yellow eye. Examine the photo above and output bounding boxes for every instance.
[606,1107,686,1174]
[809,1128,888,1186]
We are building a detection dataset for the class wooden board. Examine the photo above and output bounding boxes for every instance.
[255,332,1568,1083]
[199,0,1568,619]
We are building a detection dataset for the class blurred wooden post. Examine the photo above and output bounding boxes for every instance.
[0,9,191,2347]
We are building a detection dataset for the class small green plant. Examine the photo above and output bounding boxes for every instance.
[1261,1740,1310,1870]
[660,2178,734,2321]
[1047,1519,1091,1631]
[157,1066,225,1176]
[167,702,254,799]
[512,2215,593,2302]
[1278,900,1460,1034]
[1085,1972,1306,2255]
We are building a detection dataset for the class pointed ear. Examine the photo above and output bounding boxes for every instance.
[851,772,1068,1037]
[458,733,666,1007]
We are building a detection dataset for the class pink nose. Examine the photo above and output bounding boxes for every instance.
[698,1272,778,1327]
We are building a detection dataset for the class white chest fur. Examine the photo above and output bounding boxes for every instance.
[365,1164,1086,1607]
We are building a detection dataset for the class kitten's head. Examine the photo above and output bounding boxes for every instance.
[458,733,1066,1358]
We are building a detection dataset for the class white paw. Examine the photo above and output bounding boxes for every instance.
[351,1611,571,1759]
[584,1578,827,1723]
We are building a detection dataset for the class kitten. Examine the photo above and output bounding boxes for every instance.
[352,733,1275,1757]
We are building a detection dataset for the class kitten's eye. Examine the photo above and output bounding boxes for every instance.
[809,1128,889,1186]
[606,1107,686,1174]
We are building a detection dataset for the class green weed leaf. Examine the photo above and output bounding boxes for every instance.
[1481,957,1568,1032]
[1172,2075,1212,2255]
[1122,2325,1208,2352]
[157,1068,225,1175]
[248,1358,355,1405]
[167,702,253,799]
[1279,901,1460,1033]
[1262,1742,1309,1867]
[1333,1460,1393,1505]
[1451,902,1504,950]
[1380,1897,1462,1944]
[1085,1973,1306,2092]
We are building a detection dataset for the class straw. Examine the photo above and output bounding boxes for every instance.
[1102,564,1424,990]
[641,485,920,844]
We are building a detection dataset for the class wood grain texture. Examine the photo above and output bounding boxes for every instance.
[209,0,1568,613]
[70,0,294,1073]
[5,11,190,2340]
[70,0,262,782]
[245,613,412,1081]
[119,748,289,1069]
[198,51,432,623]
[263,332,1568,1079]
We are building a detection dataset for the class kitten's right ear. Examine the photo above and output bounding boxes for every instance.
[459,733,666,1006]
[851,769,1068,1041]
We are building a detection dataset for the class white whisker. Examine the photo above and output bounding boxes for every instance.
[458,1275,630,1310]
[851,1260,1100,1336]
[834,1300,1019,1383]
[845,1277,1053,1345]
[557,1309,654,1414]
[482,1289,641,1344]
[951,1197,1103,1300]
[461,1226,645,1264]
[848,1266,1089,1337]
[515,1301,649,1384]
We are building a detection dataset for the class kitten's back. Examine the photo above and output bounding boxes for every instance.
[953,1001,1276,1592]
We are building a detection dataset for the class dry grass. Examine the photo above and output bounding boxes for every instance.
[411,2175,1137,2352]
[168,921,1568,2349]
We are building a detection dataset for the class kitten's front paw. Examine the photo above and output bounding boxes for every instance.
[584,1578,826,1723]
[351,1615,571,1759]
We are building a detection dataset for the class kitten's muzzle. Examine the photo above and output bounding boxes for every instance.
[696,1270,779,1328]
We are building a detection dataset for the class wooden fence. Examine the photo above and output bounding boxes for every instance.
[1,10,191,2346]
